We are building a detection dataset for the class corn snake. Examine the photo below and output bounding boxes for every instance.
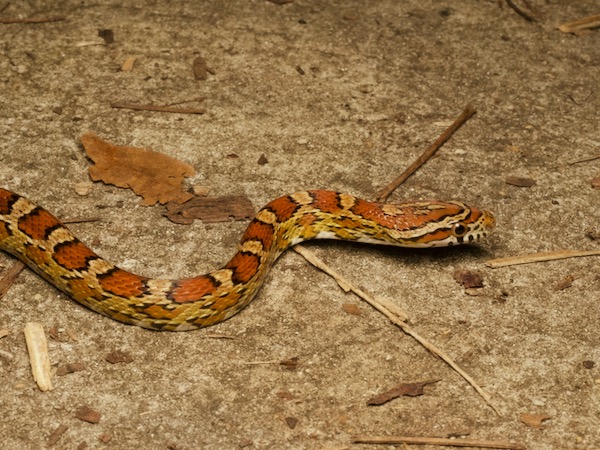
[0,188,495,331]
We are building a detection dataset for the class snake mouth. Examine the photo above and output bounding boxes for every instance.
[480,210,497,236]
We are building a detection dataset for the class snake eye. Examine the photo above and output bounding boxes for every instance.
[452,223,468,237]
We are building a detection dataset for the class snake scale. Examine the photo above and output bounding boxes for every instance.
[0,188,495,331]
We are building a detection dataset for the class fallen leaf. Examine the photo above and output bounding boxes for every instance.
[592,177,600,189]
[98,433,112,443]
[164,195,254,224]
[367,380,440,406]
[48,424,68,446]
[554,274,576,291]
[257,154,269,165]
[506,176,536,187]
[285,417,298,429]
[453,270,484,288]
[97,29,114,44]
[75,405,101,424]
[582,360,595,369]
[105,350,133,364]
[520,413,551,428]
[82,133,195,206]
[56,362,85,376]
[342,303,362,316]
[192,55,215,80]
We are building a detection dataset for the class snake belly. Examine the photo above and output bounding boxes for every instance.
[0,188,495,331]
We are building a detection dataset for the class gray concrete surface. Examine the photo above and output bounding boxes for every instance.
[0,1,599,449]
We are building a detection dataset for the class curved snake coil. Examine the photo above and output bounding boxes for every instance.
[0,188,495,331]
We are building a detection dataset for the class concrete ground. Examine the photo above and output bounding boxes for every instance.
[0,1,599,449]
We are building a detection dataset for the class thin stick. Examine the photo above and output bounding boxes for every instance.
[0,16,66,24]
[0,260,25,300]
[504,0,540,22]
[293,245,409,321]
[568,154,600,165]
[110,102,205,115]
[376,104,476,202]
[486,250,600,268]
[63,216,101,224]
[352,435,526,449]
[294,245,501,415]
[558,13,600,33]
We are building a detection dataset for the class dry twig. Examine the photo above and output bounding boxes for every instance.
[293,104,502,414]
[568,154,600,165]
[294,241,500,415]
[504,0,541,22]
[352,435,526,449]
[558,14,600,34]
[0,16,66,24]
[376,104,476,202]
[485,250,600,268]
[0,260,25,300]
[110,102,205,115]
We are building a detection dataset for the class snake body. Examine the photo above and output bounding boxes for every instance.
[0,188,495,331]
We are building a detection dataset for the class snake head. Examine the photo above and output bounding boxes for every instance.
[380,201,496,248]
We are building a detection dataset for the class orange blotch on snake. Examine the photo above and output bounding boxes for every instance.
[143,304,182,320]
[53,240,97,270]
[351,199,401,229]
[0,221,10,240]
[417,229,450,243]
[170,276,218,303]
[224,252,260,284]
[25,245,51,266]
[18,208,61,241]
[0,189,19,215]
[309,190,341,214]
[98,269,147,297]
[68,278,105,302]
[240,219,274,250]
[265,196,298,222]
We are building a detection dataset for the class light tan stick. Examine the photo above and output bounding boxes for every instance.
[352,435,526,449]
[293,245,501,415]
[24,322,53,391]
[558,14,600,33]
[110,102,205,115]
[376,104,476,202]
[485,250,600,268]
[293,245,408,321]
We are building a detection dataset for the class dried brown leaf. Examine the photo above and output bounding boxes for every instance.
[592,177,600,189]
[164,195,255,224]
[453,269,484,288]
[367,380,439,406]
[506,176,536,187]
[82,133,195,206]
[520,412,551,428]
[75,405,101,424]
[56,362,85,376]
[192,55,214,80]
[342,303,362,316]
[554,274,576,291]
[105,350,133,364]
[48,424,68,446]
[285,417,298,429]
